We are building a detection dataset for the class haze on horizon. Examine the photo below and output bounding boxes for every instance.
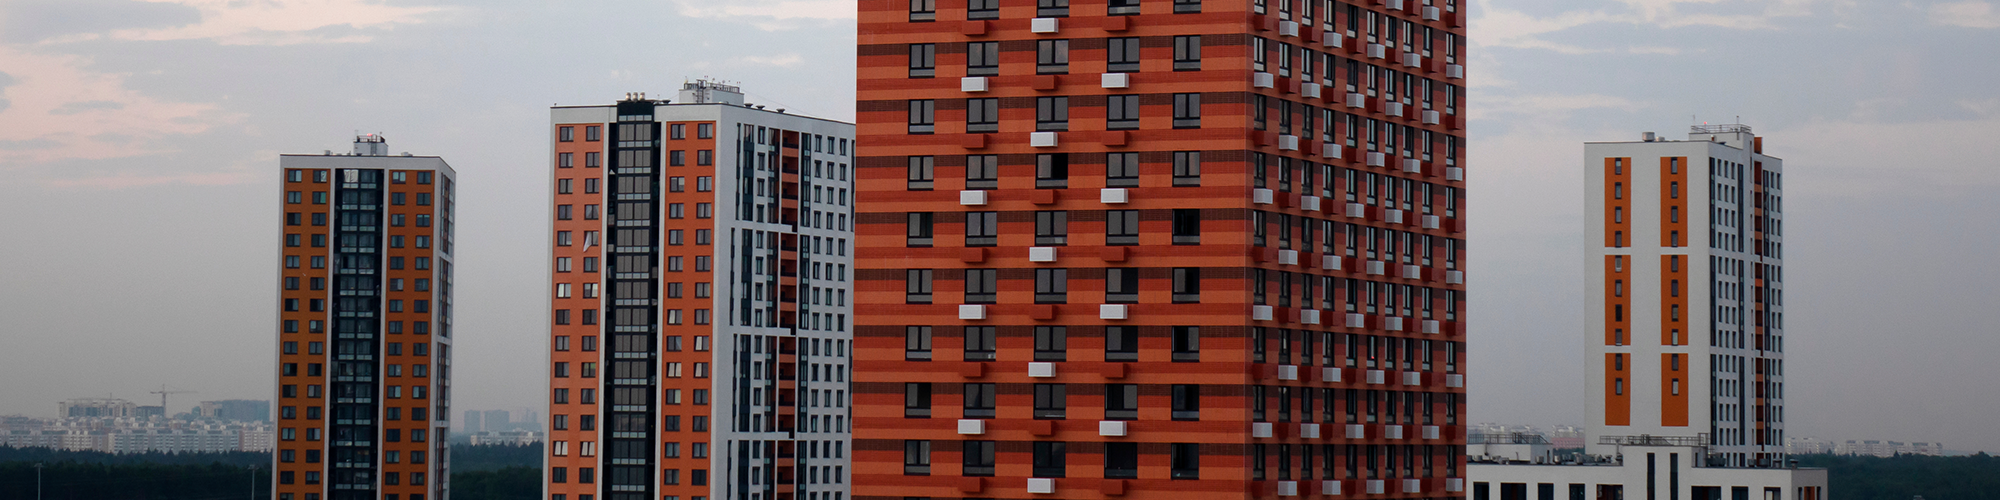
[0,0,1995,452]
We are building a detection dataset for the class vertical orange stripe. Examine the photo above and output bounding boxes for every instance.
[1661,353,1688,427]
[1606,353,1630,426]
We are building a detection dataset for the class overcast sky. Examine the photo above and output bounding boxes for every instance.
[1,0,1996,451]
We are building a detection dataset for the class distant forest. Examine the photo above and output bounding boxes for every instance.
[0,446,1993,500]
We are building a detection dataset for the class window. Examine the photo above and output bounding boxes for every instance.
[585,152,600,167]
[696,150,713,166]
[967,98,999,133]
[1037,0,1069,17]
[907,156,935,190]
[1106,96,1140,131]
[1173,36,1202,70]
[1171,384,1200,420]
[1171,443,1201,479]
[1105,383,1139,419]
[906,383,932,417]
[965,326,997,361]
[1036,96,1069,130]
[1173,268,1202,302]
[1105,152,1140,187]
[1035,211,1068,245]
[1036,40,1070,74]
[559,126,574,142]
[967,42,1000,75]
[906,326,933,360]
[1034,268,1068,304]
[1105,268,1139,303]
[1107,0,1139,14]
[909,44,936,77]
[586,126,600,141]
[1033,326,1067,361]
[697,123,714,139]
[1032,442,1067,477]
[965,211,998,246]
[963,383,997,418]
[1033,384,1067,419]
[1173,326,1200,361]
[1173,151,1202,186]
[965,154,999,189]
[1173,93,1202,128]
[1172,209,1202,244]
[1106,210,1140,245]
[559,152,574,168]
[1107,38,1140,72]
[962,441,996,476]
[908,100,935,134]
[907,212,934,247]
[904,440,931,475]
[1036,154,1069,188]
[965,269,998,303]
[906,269,934,303]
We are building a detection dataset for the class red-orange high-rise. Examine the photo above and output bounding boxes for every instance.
[276,136,456,500]
[854,0,1470,499]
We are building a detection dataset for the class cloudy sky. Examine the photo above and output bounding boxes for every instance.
[1,0,1996,451]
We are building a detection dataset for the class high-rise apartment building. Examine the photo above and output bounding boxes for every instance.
[854,0,1470,499]
[276,136,456,500]
[547,81,857,500]
[1583,125,1785,467]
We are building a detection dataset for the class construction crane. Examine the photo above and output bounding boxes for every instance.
[149,385,194,414]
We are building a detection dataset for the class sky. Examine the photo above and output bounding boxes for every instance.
[0,0,1996,451]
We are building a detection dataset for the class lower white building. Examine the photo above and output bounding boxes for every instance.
[1472,438,1825,500]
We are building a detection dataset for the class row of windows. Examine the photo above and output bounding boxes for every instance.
[907,94,1201,134]
[551,387,711,406]
[285,169,435,185]
[284,191,434,206]
[556,125,603,142]
[904,267,1200,305]
[556,229,713,247]
[903,439,1457,481]
[906,383,1458,426]
[908,0,1200,20]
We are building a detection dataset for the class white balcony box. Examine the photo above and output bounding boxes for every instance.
[1322,254,1343,271]
[1404,479,1423,493]
[1367,44,1385,59]
[1322,481,1343,496]
[1367,152,1387,167]
[962,76,990,92]
[1100,304,1129,320]
[1446,374,1465,388]
[959,419,988,435]
[1423,425,1441,440]
[1300,423,1322,439]
[1028,362,1056,378]
[1386,101,1403,117]
[1322,31,1341,48]
[1346,313,1365,328]
[1303,83,1322,98]
[1446,167,1464,181]
[1100,188,1129,204]
[1423,109,1441,124]
[1252,305,1275,321]
[1253,188,1275,205]
[1346,424,1366,439]
[1030,131,1058,148]
[1254,72,1276,88]
[959,304,987,320]
[1278,481,1301,497]
[1029,247,1058,262]
[1386,425,1404,439]
[1402,264,1421,279]
[1386,209,1404,224]
[1100,73,1131,89]
[1346,202,1366,218]
[1403,158,1422,173]
[1447,478,1465,492]
[1403,53,1422,68]
[1347,92,1366,108]
[1252,422,1274,438]
[1280,20,1301,37]
[1280,134,1300,150]
[1403,371,1422,386]
[1030,17,1059,33]
[1386,0,1404,10]
[1099,421,1129,437]
[1302,195,1322,211]
[1322,142,1344,158]
[1367,260,1386,275]
[1447,270,1465,284]
[1424,6,1441,20]
[1423,320,1441,334]
[1278,365,1300,380]
[1423,215,1441,229]
[1027,478,1056,494]
[1321,367,1343,383]
[1279,249,1300,265]
[1448,64,1465,79]
[1386,316,1404,331]
[961,190,989,206]
[1367,480,1386,495]
[1301,309,1322,325]
[1367,370,1386,384]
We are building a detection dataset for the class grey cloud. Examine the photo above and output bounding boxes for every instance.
[0,0,202,44]
[49,100,125,115]
[0,139,58,151]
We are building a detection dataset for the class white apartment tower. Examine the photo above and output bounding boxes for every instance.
[1583,124,1786,468]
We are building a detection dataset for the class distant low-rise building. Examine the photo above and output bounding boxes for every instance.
[59,398,137,418]
[464,430,543,446]
[197,400,270,422]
